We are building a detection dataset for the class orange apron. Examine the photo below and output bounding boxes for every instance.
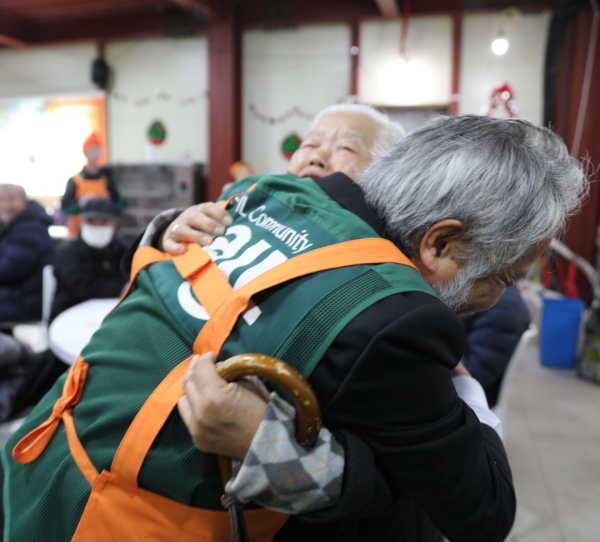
[67,174,110,237]
[14,236,416,541]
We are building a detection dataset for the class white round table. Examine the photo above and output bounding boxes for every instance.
[48,298,120,365]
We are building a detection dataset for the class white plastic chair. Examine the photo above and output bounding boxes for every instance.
[41,264,57,327]
[12,264,56,353]
[494,323,539,421]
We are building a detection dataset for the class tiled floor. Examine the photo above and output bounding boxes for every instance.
[500,338,600,542]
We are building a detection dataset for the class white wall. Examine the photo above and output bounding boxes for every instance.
[106,38,209,164]
[459,12,551,123]
[243,24,352,176]
[0,13,552,189]
[359,17,453,107]
[0,43,97,98]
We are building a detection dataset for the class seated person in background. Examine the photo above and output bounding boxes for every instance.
[50,197,128,322]
[0,184,55,323]
[460,285,531,408]
[0,332,66,423]
[60,133,124,237]
[223,160,257,194]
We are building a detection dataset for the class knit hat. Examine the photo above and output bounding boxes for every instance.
[83,133,102,150]
[80,198,116,221]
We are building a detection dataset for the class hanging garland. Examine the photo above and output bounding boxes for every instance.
[111,89,208,108]
[485,82,518,117]
[248,104,314,124]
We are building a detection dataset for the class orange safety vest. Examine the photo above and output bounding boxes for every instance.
[13,233,416,541]
[67,173,111,237]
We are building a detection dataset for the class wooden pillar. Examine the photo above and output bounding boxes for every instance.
[448,13,462,116]
[350,21,360,98]
[207,0,242,202]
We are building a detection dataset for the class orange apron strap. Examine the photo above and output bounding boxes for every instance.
[110,238,414,486]
[63,411,100,486]
[219,183,257,209]
[13,356,89,464]
[130,246,171,284]
[171,244,234,315]
[103,246,172,317]
[121,243,232,322]
[195,237,416,354]
[110,356,193,485]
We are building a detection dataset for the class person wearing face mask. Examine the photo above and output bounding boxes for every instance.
[60,133,125,238]
[49,197,128,322]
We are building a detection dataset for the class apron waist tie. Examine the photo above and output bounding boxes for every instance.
[13,357,89,464]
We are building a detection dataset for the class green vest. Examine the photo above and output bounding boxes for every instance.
[2,174,436,541]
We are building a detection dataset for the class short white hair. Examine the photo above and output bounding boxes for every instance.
[310,104,406,156]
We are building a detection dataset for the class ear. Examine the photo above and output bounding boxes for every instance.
[412,219,468,284]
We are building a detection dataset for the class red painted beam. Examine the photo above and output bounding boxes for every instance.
[0,33,26,48]
[240,0,378,27]
[374,0,400,18]
[447,13,462,115]
[350,21,360,97]
[0,11,27,48]
[207,0,242,201]
[168,0,212,18]
[23,7,205,45]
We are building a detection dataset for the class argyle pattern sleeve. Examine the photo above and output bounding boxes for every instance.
[225,393,345,514]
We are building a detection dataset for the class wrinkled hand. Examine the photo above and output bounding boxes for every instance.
[177,353,269,459]
[451,361,472,378]
[161,202,233,255]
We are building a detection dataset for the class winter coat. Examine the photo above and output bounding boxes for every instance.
[50,235,128,322]
[0,201,55,322]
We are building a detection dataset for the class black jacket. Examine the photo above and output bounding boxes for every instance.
[123,173,516,542]
[50,235,128,322]
[0,201,55,321]
[460,286,530,407]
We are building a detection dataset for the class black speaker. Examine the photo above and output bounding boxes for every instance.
[91,58,110,89]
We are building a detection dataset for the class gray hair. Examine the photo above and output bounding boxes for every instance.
[0,183,27,200]
[360,114,588,278]
[311,104,406,156]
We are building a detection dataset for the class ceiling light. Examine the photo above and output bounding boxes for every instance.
[491,36,509,56]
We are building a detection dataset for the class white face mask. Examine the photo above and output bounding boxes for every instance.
[80,224,115,249]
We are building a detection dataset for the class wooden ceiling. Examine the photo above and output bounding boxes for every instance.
[0,0,559,49]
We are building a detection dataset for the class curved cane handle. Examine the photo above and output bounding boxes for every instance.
[215,353,322,485]
[217,353,322,445]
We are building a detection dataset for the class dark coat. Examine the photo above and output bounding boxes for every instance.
[0,201,55,322]
[460,286,531,407]
[50,235,128,322]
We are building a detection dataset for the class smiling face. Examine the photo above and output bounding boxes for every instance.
[288,111,380,182]
[0,185,27,224]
